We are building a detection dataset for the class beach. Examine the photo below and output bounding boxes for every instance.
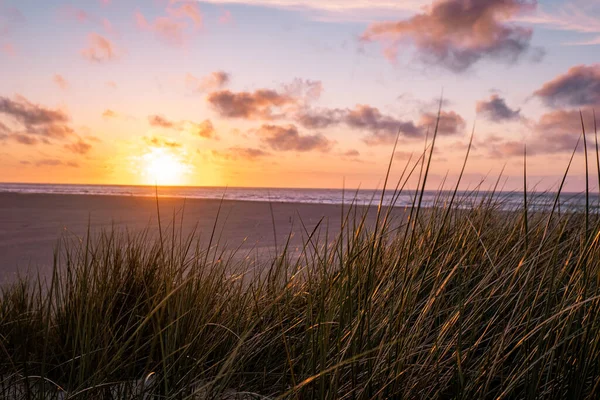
[0,192,404,284]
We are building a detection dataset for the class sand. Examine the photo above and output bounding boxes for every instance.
[0,192,407,284]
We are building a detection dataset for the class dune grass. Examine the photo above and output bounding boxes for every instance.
[2,113,600,399]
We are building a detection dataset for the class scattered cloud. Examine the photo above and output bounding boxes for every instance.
[346,105,421,144]
[186,71,230,93]
[0,95,69,129]
[361,0,541,72]
[186,119,215,138]
[219,10,233,24]
[296,104,466,145]
[60,5,94,23]
[148,114,176,129]
[105,81,118,89]
[144,135,182,148]
[1,43,15,56]
[207,89,297,120]
[256,124,333,152]
[135,2,203,47]
[11,133,39,145]
[53,74,69,90]
[102,109,118,119]
[35,159,79,168]
[65,138,92,154]
[533,64,600,108]
[282,78,324,103]
[81,33,119,63]
[419,110,466,135]
[476,95,521,122]
[212,147,270,161]
[148,114,217,139]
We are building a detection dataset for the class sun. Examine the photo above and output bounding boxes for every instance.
[141,148,190,186]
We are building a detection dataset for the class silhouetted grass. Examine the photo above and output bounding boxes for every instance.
[2,112,600,399]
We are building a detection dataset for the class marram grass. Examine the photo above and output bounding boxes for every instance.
[2,115,600,399]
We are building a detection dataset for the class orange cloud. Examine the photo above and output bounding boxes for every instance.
[186,71,230,93]
[135,3,202,47]
[148,114,217,139]
[53,74,69,90]
[65,139,92,155]
[81,33,119,63]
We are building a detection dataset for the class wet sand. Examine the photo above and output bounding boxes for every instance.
[0,193,407,284]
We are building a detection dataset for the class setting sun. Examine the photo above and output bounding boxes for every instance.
[141,148,190,186]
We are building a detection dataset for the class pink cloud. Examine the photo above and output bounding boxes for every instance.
[186,71,230,93]
[168,2,202,29]
[1,43,15,56]
[81,33,119,63]
[105,81,118,89]
[361,0,541,72]
[60,5,93,23]
[219,10,233,24]
[100,0,111,5]
[135,2,203,47]
[53,74,69,90]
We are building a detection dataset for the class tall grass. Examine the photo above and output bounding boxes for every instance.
[2,113,600,399]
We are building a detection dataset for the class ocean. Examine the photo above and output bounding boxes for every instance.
[0,183,595,212]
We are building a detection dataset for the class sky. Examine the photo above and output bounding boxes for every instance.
[1,0,599,191]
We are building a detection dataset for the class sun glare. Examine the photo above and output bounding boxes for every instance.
[142,148,190,186]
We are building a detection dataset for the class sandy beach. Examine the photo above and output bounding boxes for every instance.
[0,192,406,284]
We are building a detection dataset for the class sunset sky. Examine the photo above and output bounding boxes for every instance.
[1,0,600,191]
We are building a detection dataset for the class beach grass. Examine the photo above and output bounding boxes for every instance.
[2,113,600,398]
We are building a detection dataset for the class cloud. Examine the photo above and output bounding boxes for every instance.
[256,124,333,152]
[476,95,521,122]
[81,33,119,63]
[102,109,118,119]
[11,133,39,145]
[35,159,79,168]
[60,5,94,23]
[207,89,297,119]
[185,119,215,138]
[148,114,176,129]
[64,138,92,154]
[105,81,118,89]
[0,95,84,152]
[0,95,69,128]
[219,10,233,24]
[282,78,324,103]
[135,2,202,47]
[296,105,466,145]
[1,43,15,56]
[53,74,69,90]
[295,108,342,129]
[186,71,230,93]
[533,64,600,108]
[345,105,421,143]
[168,2,203,28]
[483,109,596,158]
[100,0,111,5]
[361,0,540,72]
[148,114,217,139]
[212,147,270,161]
[144,136,182,148]
[419,110,466,135]
[197,0,422,21]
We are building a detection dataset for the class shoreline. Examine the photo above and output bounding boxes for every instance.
[0,192,405,284]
